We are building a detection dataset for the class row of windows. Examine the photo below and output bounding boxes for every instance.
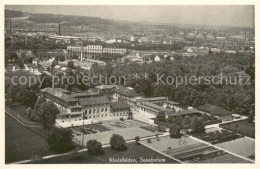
[111,108,129,112]
[84,107,108,114]
[137,106,157,114]
[85,114,108,119]
[85,112,127,119]
[85,104,109,108]
[67,47,126,53]
[71,108,82,112]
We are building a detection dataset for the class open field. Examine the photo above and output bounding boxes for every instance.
[5,114,52,163]
[71,119,158,145]
[29,142,179,164]
[140,136,252,163]
[220,120,255,138]
[215,137,255,160]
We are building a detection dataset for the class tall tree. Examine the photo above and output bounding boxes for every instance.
[47,127,75,153]
[38,101,60,129]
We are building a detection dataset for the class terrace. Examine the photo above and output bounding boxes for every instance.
[140,136,252,163]
[71,119,159,146]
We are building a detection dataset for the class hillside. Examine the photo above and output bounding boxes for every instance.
[5,10,24,18]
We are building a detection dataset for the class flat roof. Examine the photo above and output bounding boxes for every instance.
[197,104,232,116]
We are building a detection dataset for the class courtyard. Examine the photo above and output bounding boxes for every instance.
[71,119,159,145]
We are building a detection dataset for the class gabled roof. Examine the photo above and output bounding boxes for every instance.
[33,58,40,61]
[53,65,62,69]
[60,67,68,71]
[79,96,110,106]
[40,88,73,101]
[113,86,140,98]
[197,104,232,116]
[169,108,200,116]
[110,101,130,109]
[142,101,168,111]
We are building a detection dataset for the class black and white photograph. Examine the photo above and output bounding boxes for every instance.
[1,1,258,167]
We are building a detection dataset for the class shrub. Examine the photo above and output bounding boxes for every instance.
[86,139,104,155]
[110,134,127,151]
[135,136,140,144]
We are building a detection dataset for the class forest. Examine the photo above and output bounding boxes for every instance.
[93,52,255,116]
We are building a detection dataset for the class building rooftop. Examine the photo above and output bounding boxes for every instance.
[53,65,62,70]
[170,108,200,116]
[110,101,130,109]
[142,97,167,102]
[79,96,110,106]
[113,85,140,98]
[95,85,117,90]
[60,67,68,71]
[197,104,232,116]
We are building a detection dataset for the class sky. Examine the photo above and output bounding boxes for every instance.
[5,5,255,28]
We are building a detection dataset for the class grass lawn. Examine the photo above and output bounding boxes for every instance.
[31,142,179,164]
[87,123,111,132]
[5,114,52,163]
[140,136,199,152]
[220,120,255,138]
[215,137,255,160]
[5,103,40,126]
[140,125,159,133]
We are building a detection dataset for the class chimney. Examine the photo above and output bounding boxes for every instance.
[80,46,83,62]
[52,79,54,91]
[9,19,12,34]
[58,24,61,35]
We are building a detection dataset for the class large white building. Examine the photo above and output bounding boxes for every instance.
[67,45,127,59]
[39,87,131,128]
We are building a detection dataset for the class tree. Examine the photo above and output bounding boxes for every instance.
[182,115,192,130]
[110,134,127,151]
[192,116,205,134]
[86,139,103,155]
[67,60,74,69]
[156,111,166,122]
[248,112,254,123]
[7,85,20,102]
[135,136,140,144]
[38,101,60,129]
[51,59,58,68]
[127,111,133,119]
[173,115,183,128]
[23,91,38,108]
[47,127,75,153]
[35,96,46,114]
[169,124,182,138]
